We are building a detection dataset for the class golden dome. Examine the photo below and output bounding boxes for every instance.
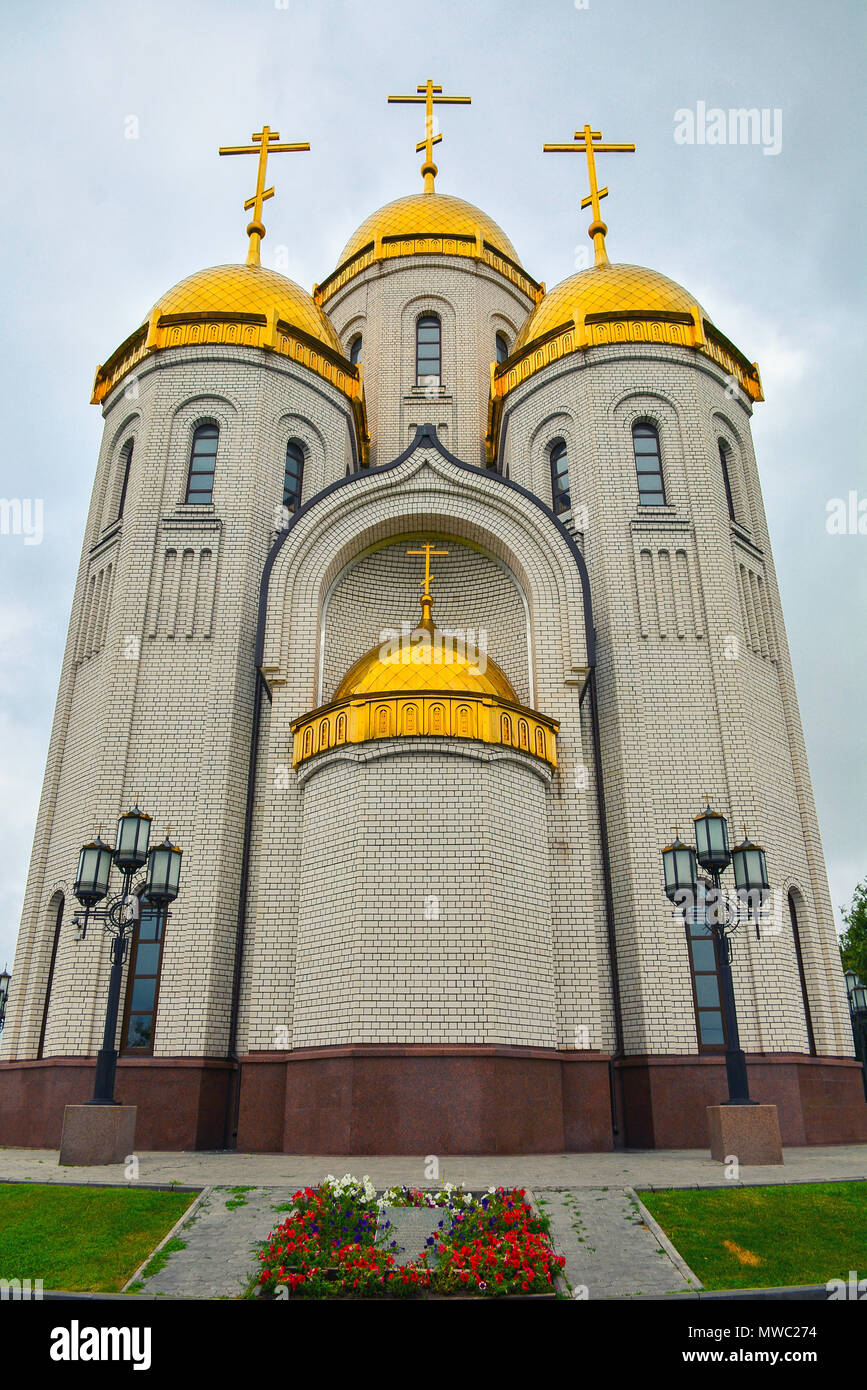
[149,263,342,352]
[338,191,521,267]
[335,626,518,702]
[513,262,708,352]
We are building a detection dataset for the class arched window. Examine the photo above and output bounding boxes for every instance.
[495,332,510,364]
[185,423,219,504]
[121,900,167,1053]
[416,315,441,386]
[633,422,666,506]
[549,440,571,515]
[349,334,362,366]
[283,441,304,513]
[718,439,736,522]
[788,892,817,1055]
[116,440,134,520]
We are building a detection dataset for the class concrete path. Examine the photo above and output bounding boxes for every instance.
[127,1185,299,1299]
[537,1188,697,1300]
[2,1143,865,1190]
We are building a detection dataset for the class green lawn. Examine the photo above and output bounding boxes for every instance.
[639,1180,867,1290]
[0,1183,197,1292]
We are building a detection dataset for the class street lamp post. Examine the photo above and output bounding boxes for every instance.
[662,801,770,1107]
[0,966,10,1034]
[71,807,182,1106]
[845,971,867,1100]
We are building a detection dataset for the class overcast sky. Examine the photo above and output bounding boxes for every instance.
[0,0,864,971]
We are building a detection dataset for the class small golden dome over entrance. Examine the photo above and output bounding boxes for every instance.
[291,543,558,769]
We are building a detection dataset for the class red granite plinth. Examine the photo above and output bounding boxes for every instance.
[58,1104,137,1166]
[707,1103,783,1165]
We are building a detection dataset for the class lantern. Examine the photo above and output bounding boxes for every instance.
[144,835,183,904]
[74,834,114,906]
[693,802,731,871]
[114,804,152,872]
[661,835,698,904]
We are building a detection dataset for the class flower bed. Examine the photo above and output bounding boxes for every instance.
[254,1175,565,1299]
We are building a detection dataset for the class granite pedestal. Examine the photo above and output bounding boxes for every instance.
[707,1103,783,1165]
[58,1104,137,1166]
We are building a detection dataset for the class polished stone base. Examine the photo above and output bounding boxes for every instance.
[58,1104,137,1166]
[707,1103,784,1165]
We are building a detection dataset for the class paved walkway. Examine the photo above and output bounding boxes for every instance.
[2,1143,865,1190]
[538,1188,697,1299]
[4,1144,864,1300]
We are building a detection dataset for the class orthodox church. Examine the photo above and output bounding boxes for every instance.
[1,85,864,1154]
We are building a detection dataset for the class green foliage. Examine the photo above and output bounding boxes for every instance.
[639,1181,867,1290]
[0,1184,195,1293]
[839,879,867,983]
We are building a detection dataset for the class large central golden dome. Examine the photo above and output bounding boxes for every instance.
[338,191,521,267]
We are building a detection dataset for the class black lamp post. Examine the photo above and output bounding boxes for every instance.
[845,971,867,1099]
[71,807,182,1106]
[662,801,770,1106]
[0,966,10,1034]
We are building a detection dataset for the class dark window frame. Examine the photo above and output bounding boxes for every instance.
[718,438,737,522]
[120,900,167,1055]
[283,439,305,514]
[788,891,817,1056]
[185,422,219,505]
[349,335,362,366]
[416,314,442,387]
[549,439,571,515]
[495,332,510,364]
[116,440,134,520]
[632,421,666,506]
[686,910,728,1053]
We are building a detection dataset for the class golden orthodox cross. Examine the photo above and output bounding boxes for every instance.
[218,125,310,266]
[388,80,471,194]
[543,124,636,266]
[406,542,449,625]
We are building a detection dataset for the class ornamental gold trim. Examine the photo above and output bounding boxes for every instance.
[91,315,370,462]
[290,692,558,769]
[314,235,543,307]
[485,312,763,462]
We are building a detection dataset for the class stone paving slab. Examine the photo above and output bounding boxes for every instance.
[536,1188,697,1300]
[130,1185,299,1300]
[2,1144,865,1191]
[377,1206,446,1268]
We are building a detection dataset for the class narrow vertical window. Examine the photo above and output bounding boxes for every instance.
[718,439,736,522]
[687,911,727,1051]
[185,423,219,504]
[416,315,441,386]
[633,422,666,505]
[121,902,166,1053]
[788,892,817,1056]
[283,440,304,513]
[549,440,571,515]
[37,894,64,1059]
[349,335,362,365]
[495,332,509,364]
[116,440,134,520]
